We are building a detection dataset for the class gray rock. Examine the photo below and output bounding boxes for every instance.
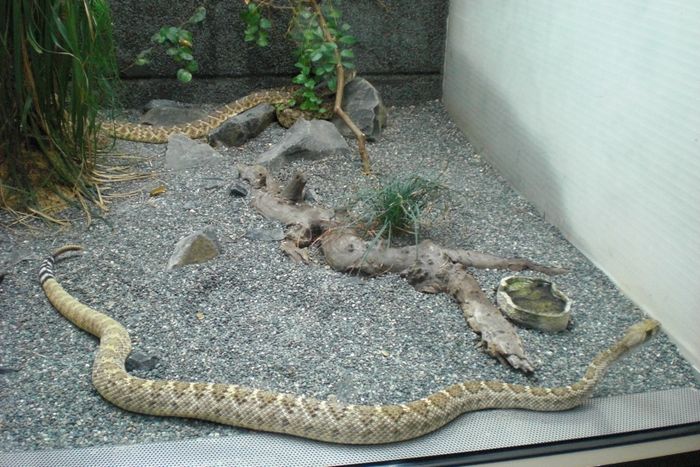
[140,102,208,126]
[200,177,226,190]
[245,226,285,242]
[333,77,387,141]
[125,350,159,372]
[208,103,276,147]
[165,134,223,170]
[256,119,350,171]
[228,181,249,197]
[167,228,221,270]
[304,187,320,203]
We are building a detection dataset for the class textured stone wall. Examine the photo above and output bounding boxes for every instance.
[111,0,447,107]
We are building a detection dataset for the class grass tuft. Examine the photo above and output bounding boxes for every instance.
[351,174,443,245]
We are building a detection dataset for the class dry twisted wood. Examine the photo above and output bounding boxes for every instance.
[40,245,661,444]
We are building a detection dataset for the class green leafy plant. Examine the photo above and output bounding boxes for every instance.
[241,2,272,47]
[1,0,119,222]
[352,175,443,245]
[133,6,206,83]
[133,1,370,173]
[240,0,357,114]
[239,0,369,173]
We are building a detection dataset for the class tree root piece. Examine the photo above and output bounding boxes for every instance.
[241,165,570,373]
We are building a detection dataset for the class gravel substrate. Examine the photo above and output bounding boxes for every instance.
[1,100,698,452]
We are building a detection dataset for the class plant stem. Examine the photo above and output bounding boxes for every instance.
[309,0,371,174]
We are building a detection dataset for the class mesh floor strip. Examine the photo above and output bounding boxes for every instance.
[2,387,699,467]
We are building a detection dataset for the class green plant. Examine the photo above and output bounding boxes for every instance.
[1,0,119,221]
[241,0,357,114]
[352,175,443,245]
[131,1,370,173]
[133,6,206,83]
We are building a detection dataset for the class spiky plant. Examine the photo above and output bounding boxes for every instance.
[352,174,443,245]
[0,0,119,222]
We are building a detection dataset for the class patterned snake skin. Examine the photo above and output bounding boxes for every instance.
[101,87,304,143]
[40,245,661,444]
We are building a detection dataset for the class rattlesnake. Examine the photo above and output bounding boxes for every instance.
[40,245,661,444]
[102,85,334,143]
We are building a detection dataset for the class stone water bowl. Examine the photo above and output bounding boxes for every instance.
[496,276,571,332]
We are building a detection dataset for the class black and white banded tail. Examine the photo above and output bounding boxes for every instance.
[39,245,83,285]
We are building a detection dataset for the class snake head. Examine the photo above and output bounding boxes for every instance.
[621,319,661,349]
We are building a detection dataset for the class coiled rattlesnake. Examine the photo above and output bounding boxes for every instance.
[40,245,661,444]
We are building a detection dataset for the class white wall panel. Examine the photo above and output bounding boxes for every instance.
[444,0,700,368]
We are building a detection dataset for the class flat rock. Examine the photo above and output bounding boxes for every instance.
[167,228,221,270]
[256,119,350,171]
[125,350,159,372]
[228,181,249,197]
[208,103,276,147]
[333,77,387,141]
[245,226,285,242]
[165,134,223,170]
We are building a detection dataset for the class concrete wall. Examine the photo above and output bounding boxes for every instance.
[110,0,447,106]
[443,1,700,369]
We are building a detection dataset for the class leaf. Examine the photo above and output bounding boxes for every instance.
[165,27,179,43]
[178,50,193,61]
[149,185,167,197]
[135,57,150,66]
[260,18,272,30]
[310,51,323,62]
[338,35,357,45]
[178,29,193,42]
[327,77,337,91]
[177,69,192,83]
[151,31,165,44]
[340,49,354,58]
[166,47,179,56]
[342,61,355,69]
[189,7,206,24]
[185,60,199,72]
[256,33,269,47]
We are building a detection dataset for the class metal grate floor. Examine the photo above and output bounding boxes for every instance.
[2,388,699,467]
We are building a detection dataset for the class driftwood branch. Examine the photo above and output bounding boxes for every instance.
[240,166,571,373]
